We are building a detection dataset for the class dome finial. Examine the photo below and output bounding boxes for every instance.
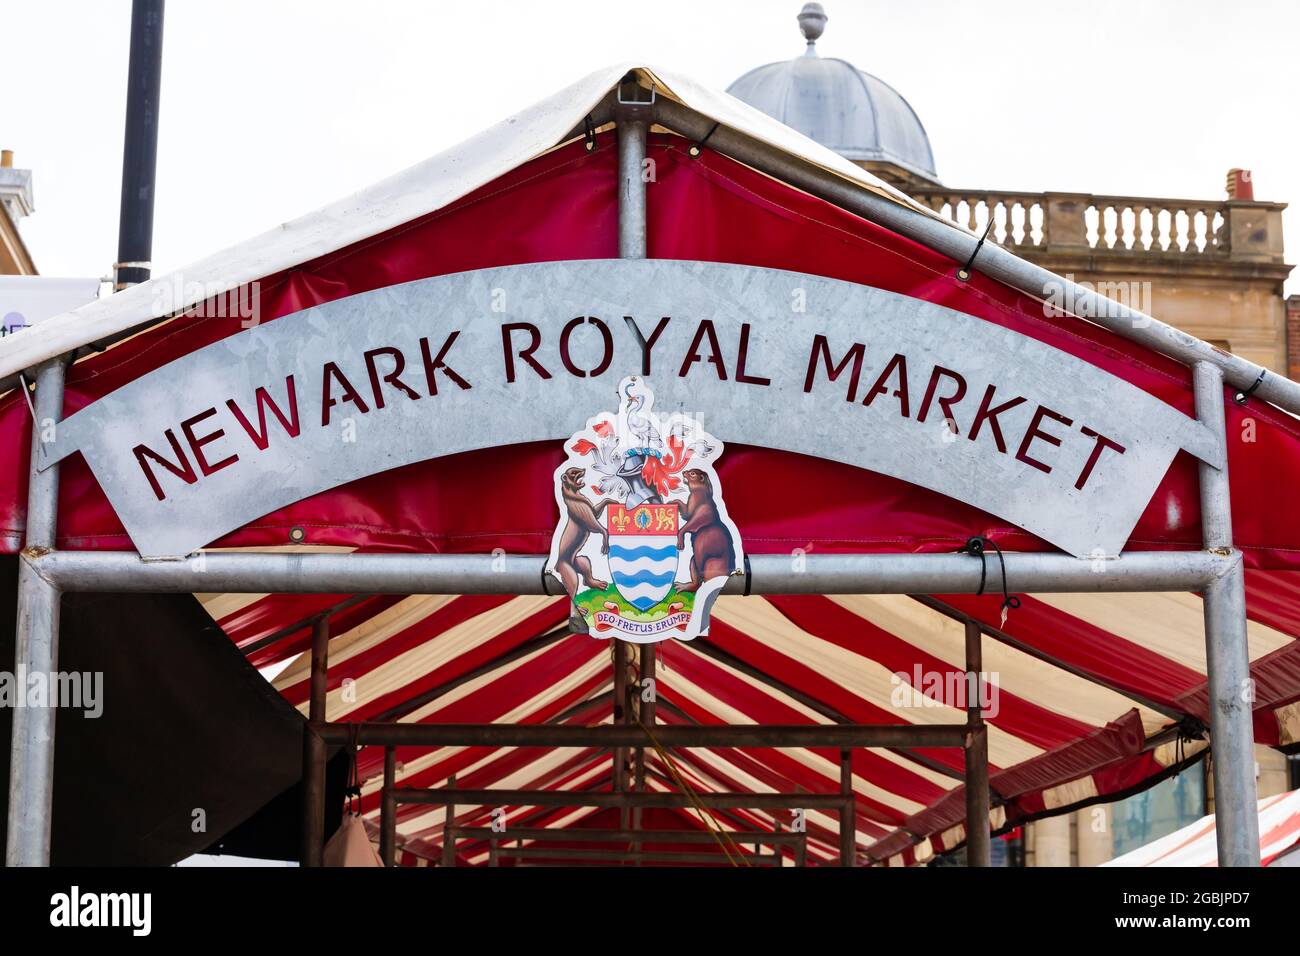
[797,3,827,56]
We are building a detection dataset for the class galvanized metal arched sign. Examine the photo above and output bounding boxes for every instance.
[43,259,1219,559]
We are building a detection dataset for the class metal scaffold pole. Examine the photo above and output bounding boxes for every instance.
[26,549,1234,596]
[300,614,330,867]
[1194,361,1260,866]
[964,620,991,867]
[5,358,67,866]
[616,79,649,261]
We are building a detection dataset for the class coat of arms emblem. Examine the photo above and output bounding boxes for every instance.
[546,376,743,642]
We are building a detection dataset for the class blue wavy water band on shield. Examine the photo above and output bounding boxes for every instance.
[607,544,678,562]
[610,570,677,588]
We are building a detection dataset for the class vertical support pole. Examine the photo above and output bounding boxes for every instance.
[617,115,648,260]
[631,642,656,856]
[300,614,329,867]
[611,640,629,831]
[964,619,991,867]
[6,357,66,867]
[1194,361,1261,866]
[441,774,457,868]
[617,99,648,841]
[379,745,396,867]
[612,641,628,791]
[638,643,657,738]
[629,642,650,858]
[796,826,808,868]
[839,748,855,867]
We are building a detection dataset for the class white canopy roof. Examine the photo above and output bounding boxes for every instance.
[0,63,945,383]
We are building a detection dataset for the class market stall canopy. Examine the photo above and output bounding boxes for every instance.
[4,64,1300,865]
[1104,789,1300,867]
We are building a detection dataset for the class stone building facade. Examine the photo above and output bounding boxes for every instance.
[0,149,36,276]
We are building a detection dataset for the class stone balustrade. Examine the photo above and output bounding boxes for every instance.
[908,188,1287,264]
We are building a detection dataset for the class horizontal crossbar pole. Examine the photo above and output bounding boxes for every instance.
[28,549,1234,595]
[451,825,804,845]
[314,721,967,749]
[491,847,782,865]
[390,787,853,811]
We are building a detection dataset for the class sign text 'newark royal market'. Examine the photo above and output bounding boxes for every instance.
[44,260,1218,559]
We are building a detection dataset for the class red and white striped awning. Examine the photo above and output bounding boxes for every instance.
[1104,789,1300,867]
[197,571,1300,866]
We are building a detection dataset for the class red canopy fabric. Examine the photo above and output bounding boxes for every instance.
[6,134,1300,564]
[6,132,1300,864]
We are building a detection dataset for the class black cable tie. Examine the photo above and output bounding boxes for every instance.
[583,114,598,153]
[956,217,996,282]
[957,535,1020,621]
[743,553,753,597]
[689,123,720,158]
[1234,369,1266,405]
[958,536,988,595]
[1173,715,1208,765]
[1177,714,1207,742]
[345,723,363,815]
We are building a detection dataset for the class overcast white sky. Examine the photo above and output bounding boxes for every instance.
[4,0,1298,294]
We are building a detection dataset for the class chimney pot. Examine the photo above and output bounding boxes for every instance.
[1226,168,1255,201]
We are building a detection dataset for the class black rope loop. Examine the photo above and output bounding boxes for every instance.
[583,114,598,152]
[689,122,720,158]
[1173,716,1207,765]
[956,217,996,282]
[957,535,1021,620]
[1234,368,1266,405]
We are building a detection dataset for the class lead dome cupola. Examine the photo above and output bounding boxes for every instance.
[726,3,939,186]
